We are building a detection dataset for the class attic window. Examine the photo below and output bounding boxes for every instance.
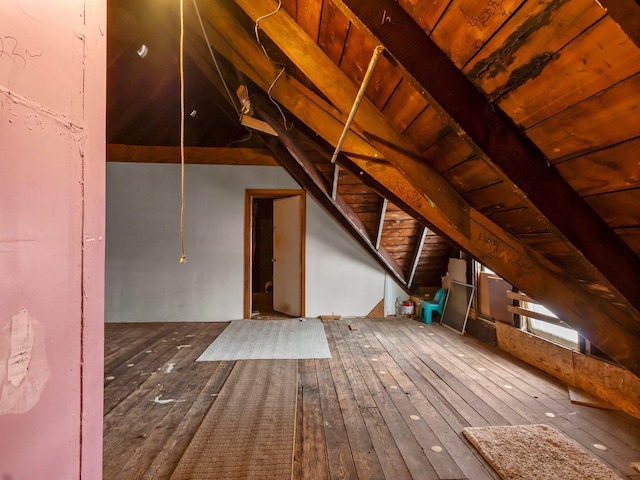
[472,260,578,349]
[481,265,495,275]
[524,302,578,349]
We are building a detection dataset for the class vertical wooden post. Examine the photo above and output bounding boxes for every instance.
[375,198,388,250]
[407,226,428,289]
[331,164,340,200]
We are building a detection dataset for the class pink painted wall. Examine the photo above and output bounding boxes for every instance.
[0,1,105,478]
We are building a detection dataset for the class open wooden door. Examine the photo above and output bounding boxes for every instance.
[273,195,303,316]
[244,189,305,319]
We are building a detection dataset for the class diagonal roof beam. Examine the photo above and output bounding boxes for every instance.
[200,0,640,373]
[229,0,470,236]
[176,9,405,285]
[255,103,408,286]
[336,0,640,317]
[175,1,409,287]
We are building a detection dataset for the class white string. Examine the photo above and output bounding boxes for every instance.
[268,67,293,130]
[254,0,282,60]
[227,129,253,148]
[192,0,240,118]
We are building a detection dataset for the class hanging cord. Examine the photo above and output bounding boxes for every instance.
[254,0,292,130]
[192,0,241,118]
[227,128,253,148]
[268,67,293,130]
[254,1,282,59]
[179,0,187,264]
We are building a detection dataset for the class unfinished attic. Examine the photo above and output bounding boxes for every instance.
[2,0,640,478]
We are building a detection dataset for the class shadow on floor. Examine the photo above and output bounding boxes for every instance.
[251,291,295,320]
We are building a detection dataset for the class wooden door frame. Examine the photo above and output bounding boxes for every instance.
[244,189,306,319]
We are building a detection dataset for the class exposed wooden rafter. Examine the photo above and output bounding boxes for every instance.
[230,0,469,233]
[107,144,278,166]
[255,104,408,286]
[335,0,640,317]
[209,0,640,374]
[130,0,407,288]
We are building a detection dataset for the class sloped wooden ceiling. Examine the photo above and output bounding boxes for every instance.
[107,0,640,375]
[107,0,460,294]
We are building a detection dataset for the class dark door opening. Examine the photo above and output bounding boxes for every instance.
[251,198,281,318]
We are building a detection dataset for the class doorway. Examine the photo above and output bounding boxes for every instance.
[245,189,306,319]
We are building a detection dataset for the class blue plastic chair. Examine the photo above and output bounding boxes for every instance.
[420,288,448,324]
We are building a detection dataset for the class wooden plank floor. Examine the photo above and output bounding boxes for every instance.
[104,318,640,480]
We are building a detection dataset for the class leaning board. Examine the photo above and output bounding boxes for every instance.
[441,280,474,334]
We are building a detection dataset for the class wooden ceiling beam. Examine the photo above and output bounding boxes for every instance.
[335,0,640,317]
[181,9,408,283]
[596,0,640,48]
[107,144,278,166]
[255,104,408,286]
[204,0,640,374]
[188,3,381,160]
[231,0,471,232]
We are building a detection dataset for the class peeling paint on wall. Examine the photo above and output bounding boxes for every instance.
[0,308,50,415]
[7,308,33,386]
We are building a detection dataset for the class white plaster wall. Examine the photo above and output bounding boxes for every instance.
[384,274,409,316]
[305,200,386,317]
[106,162,385,322]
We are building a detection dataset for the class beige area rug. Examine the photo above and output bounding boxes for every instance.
[171,360,298,480]
[196,319,331,361]
[463,424,621,480]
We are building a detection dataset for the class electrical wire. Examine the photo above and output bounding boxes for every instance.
[227,128,253,148]
[254,0,282,60]
[268,67,293,130]
[254,0,292,130]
